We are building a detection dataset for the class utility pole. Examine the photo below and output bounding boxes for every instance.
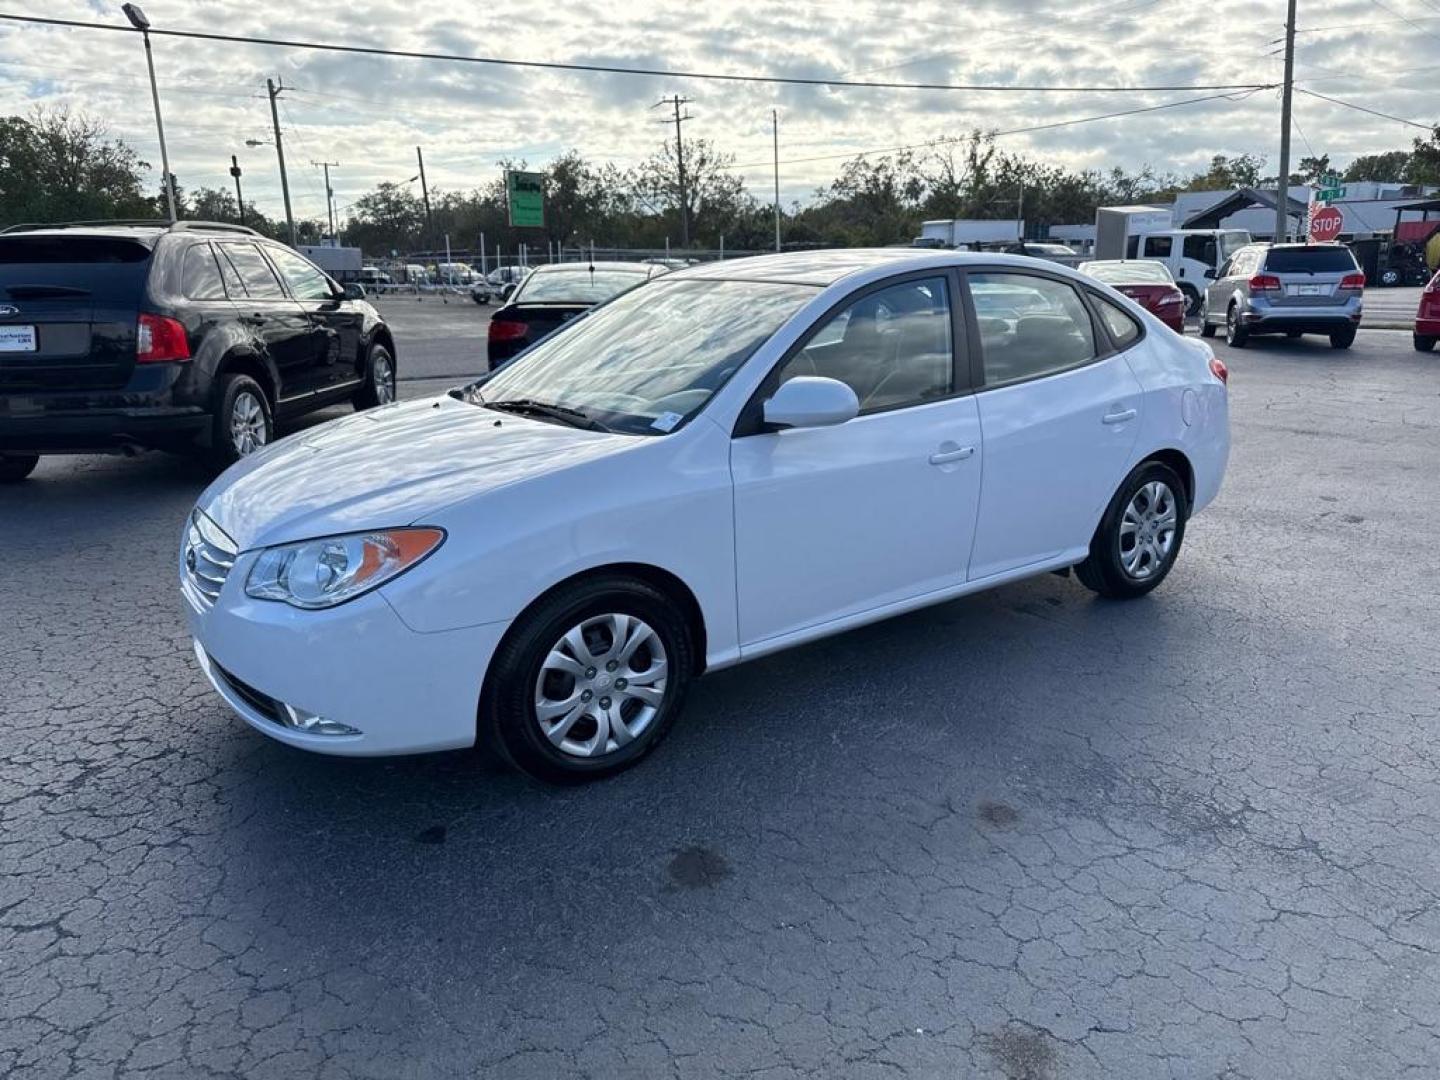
[653,95,692,248]
[229,155,244,226]
[1275,0,1297,244]
[416,146,434,257]
[311,160,339,240]
[772,109,782,253]
[266,78,296,245]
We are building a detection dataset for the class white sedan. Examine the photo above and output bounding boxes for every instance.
[182,250,1229,782]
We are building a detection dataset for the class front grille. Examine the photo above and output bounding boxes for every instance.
[211,660,285,726]
[183,510,237,608]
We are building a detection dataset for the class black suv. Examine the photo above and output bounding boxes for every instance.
[0,220,397,481]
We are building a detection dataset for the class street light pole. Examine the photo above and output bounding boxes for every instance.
[122,5,176,222]
[266,78,296,246]
[229,155,244,226]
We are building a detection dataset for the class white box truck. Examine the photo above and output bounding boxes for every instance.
[915,219,1024,249]
[1094,207,1251,313]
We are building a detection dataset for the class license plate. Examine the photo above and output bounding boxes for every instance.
[0,325,37,352]
[1289,284,1326,296]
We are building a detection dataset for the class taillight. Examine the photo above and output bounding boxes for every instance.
[487,319,528,342]
[1339,272,1365,290]
[1248,274,1282,294]
[136,313,190,363]
[1158,288,1185,307]
[1209,356,1228,386]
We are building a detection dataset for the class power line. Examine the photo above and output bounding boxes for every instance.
[1295,88,1436,131]
[724,88,1268,171]
[0,12,1268,93]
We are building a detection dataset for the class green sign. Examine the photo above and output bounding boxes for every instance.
[506,170,544,228]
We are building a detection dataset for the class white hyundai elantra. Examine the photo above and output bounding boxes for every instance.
[182,250,1229,782]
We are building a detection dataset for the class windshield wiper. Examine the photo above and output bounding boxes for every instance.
[483,398,612,432]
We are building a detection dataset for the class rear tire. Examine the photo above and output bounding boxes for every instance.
[1179,284,1201,317]
[1075,460,1190,600]
[480,575,695,784]
[1224,304,1248,347]
[209,374,273,468]
[1416,334,1437,353]
[0,454,39,483]
[352,342,397,410]
[1329,327,1356,349]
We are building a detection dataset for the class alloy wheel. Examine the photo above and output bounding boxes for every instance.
[1118,480,1177,581]
[533,613,669,758]
[229,391,268,456]
[374,351,396,404]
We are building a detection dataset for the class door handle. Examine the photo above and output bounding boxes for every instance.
[929,445,975,465]
[1102,408,1137,425]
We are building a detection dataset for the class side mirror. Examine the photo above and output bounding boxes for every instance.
[762,376,860,430]
[1203,269,1216,280]
[342,282,367,300]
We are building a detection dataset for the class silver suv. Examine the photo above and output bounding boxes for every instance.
[1200,243,1364,349]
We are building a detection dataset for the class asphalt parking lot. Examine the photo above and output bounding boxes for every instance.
[3,313,1439,1079]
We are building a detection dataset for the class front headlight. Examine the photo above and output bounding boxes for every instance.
[244,528,444,609]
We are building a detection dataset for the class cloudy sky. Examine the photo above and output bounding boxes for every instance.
[0,0,1435,229]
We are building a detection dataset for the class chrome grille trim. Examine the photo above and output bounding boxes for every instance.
[184,510,238,608]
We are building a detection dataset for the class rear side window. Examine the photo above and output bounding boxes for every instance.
[219,244,286,299]
[971,273,1098,386]
[1143,236,1173,258]
[182,244,226,300]
[1262,247,1358,273]
[1095,296,1142,347]
[266,246,334,301]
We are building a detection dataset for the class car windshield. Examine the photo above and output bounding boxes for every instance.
[474,278,817,435]
[514,268,648,304]
[1264,247,1357,273]
[1086,261,1173,284]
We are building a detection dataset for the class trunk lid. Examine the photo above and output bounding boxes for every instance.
[0,234,150,393]
[494,302,592,348]
[1261,246,1360,308]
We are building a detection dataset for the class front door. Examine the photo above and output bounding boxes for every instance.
[215,242,326,403]
[965,270,1144,580]
[730,274,983,648]
[264,244,365,391]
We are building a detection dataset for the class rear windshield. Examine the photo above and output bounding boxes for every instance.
[1263,247,1357,273]
[0,236,152,298]
[1085,261,1173,284]
[515,269,647,304]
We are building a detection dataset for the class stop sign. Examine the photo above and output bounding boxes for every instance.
[1310,205,1344,243]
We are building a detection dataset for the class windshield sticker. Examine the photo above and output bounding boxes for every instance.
[650,411,683,433]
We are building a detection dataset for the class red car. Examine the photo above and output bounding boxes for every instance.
[1417,270,1440,353]
[1078,259,1187,333]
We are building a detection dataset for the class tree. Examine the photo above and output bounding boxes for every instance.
[634,137,746,248]
[1296,154,1333,182]
[1343,151,1409,182]
[345,182,426,254]
[0,107,152,223]
[1184,153,1267,191]
[1408,125,1440,185]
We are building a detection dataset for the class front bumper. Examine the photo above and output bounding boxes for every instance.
[185,566,509,756]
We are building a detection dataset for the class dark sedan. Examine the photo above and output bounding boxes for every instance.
[1078,259,1187,333]
[486,261,668,368]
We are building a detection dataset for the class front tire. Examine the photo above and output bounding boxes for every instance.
[1415,334,1436,353]
[1075,461,1189,600]
[481,576,694,783]
[0,453,39,483]
[209,374,272,468]
[353,342,397,410]
[1225,304,1248,347]
[1330,327,1356,349]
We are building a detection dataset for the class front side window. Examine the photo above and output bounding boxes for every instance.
[1183,234,1218,266]
[219,244,285,299]
[970,273,1098,386]
[774,276,954,414]
[266,246,334,300]
[181,244,226,300]
[475,278,816,435]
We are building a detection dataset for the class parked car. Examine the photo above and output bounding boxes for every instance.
[182,249,1229,782]
[486,261,669,368]
[1079,259,1187,333]
[358,265,392,287]
[1199,243,1364,349]
[1416,269,1440,352]
[0,220,397,482]
[485,266,530,302]
[469,279,494,305]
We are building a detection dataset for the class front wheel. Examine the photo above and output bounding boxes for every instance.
[353,342,397,410]
[1330,327,1356,349]
[480,576,694,783]
[1414,334,1436,353]
[1075,461,1190,600]
[0,453,39,483]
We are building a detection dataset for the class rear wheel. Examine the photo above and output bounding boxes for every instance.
[210,374,272,468]
[1199,301,1217,337]
[353,342,397,410]
[1075,460,1189,600]
[1179,284,1201,316]
[1330,327,1357,349]
[1416,334,1437,353]
[481,575,694,783]
[0,454,39,483]
[1224,303,1248,347]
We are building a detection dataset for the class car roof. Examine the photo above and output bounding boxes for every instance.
[1,220,260,245]
[666,248,1088,287]
[530,261,655,274]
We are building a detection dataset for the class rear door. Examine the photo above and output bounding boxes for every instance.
[263,244,364,391]
[0,233,150,394]
[1262,245,1360,309]
[215,242,324,402]
[965,269,1144,580]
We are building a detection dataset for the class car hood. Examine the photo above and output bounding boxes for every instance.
[199,397,632,550]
